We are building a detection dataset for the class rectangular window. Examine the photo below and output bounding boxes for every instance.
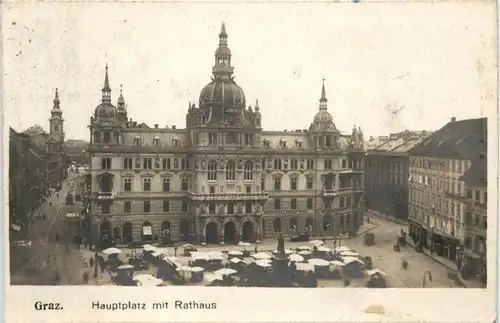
[306,159,314,170]
[124,178,132,192]
[339,197,345,208]
[261,178,266,191]
[144,201,151,213]
[181,159,187,170]
[307,178,313,190]
[181,200,188,212]
[290,178,297,190]
[274,199,281,210]
[245,202,252,213]
[101,157,111,170]
[306,198,313,209]
[124,201,131,213]
[162,178,170,192]
[209,186,215,194]
[123,158,133,169]
[143,178,151,192]
[143,158,152,170]
[291,159,298,170]
[274,159,282,170]
[101,203,110,214]
[181,178,189,191]
[163,200,170,212]
[246,185,251,193]
[209,202,216,214]
[274,178,281,190]
[290,198,297,209]
[475,190,480,201]
[227,203,234,214]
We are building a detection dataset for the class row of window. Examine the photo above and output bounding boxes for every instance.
[465,212,487,229]
[206,132,254,146]
[101,157,189,170]
[101,200,190,214]
[367,159,405,172]
[410,157,471,173]
[123,177,188,192]
[269,213,354,233]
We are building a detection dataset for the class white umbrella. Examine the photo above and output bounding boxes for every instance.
[142,244,157,252]
[309,240,325,246]
[330,260,345,266]
[151,252,163,257]
[251,252,271,260]
[228,250,243,256]
[367,268,387,277]
[117,264,134,270]
[308,258,330,266]
[238,242,251,246]
[288,254,304,262]
[255,259,272,267]
[230,258,244,264]
[272,249,293,255]
[102,247,122,255]
[340,251,360,257]
[298,250,312,256]
[295,262,315,272]
[133,273,155,281]
[136,278,163,286]
[335,246,352,253]
[214,268,237,276]
[343,256,365,266]
[317,246,332,252]
[190,267,204,272]
[207,251,224,257]
[176,266,192,272]
[183,243,195,248]
[297,245,311,251]
[155,248,171,256]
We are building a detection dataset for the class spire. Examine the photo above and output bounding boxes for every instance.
[255,99,260,112]
[319,78,328,110]
[101,64,112,103]
[219,22,227,45]
[53,88,60,107]
[103,63,110,91]
[117,84,125,110]
[212,22,234,79]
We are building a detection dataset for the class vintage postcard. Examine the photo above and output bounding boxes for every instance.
[2,1,498,322]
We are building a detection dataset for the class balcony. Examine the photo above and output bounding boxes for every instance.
[322,187,363,197]
[96,192,115,200]
[187,191,269,201]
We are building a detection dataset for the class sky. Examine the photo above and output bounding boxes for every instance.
[2,2,497,140]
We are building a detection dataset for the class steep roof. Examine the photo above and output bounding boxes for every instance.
[409,118,487,159]
[461,157,487,186]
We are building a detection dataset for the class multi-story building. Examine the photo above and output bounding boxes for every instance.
[9,127,49,236]
[364,131,428,220]
[459,123,487,281]
[88,23,366,246]
[64,139,90,166]
[407,117,487,264]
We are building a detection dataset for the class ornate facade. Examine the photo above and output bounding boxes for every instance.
[88,23,365,245]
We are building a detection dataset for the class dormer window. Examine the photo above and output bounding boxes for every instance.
[295,139,303,148]
[172,136,179,147]
[153,136,160,147]
[103,131,111,144]
[263,139,271,148]
[280,139,287,149]
[134,136,141,146]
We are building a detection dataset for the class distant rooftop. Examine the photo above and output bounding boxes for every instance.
[409,117,487,160]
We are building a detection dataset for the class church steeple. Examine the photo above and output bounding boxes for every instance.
[51,88,62,116]
[212,22,234,79]
[101,64,112,103]
[319,78,328,111]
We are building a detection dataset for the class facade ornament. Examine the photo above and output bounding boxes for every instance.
[255,159,261,170]
[283,159,289,170]
[135,158,141,168]
[267,159,273,169]
[238,159,244,170]
[155,157,160,169]
[195,159,199,170]
[218,204,225,214]
[219,157,225,170]
[300,159,305,169]
[200,204,207,215]
[173,158,179,169]
[201,159,207,170]
[237,204,244,214]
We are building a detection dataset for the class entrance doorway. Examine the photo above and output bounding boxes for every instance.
[180,220,190,242]
[241,221,254,242]
[205,222,218,244]
[122,222,133,244]
[224,221,237,244]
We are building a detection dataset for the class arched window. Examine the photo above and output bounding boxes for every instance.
[93,131,101,144]
[208,160,217,181]
[244,161,253,180]
[226,160,236,180]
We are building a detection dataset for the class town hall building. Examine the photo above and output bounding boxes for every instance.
[88,23,366,245]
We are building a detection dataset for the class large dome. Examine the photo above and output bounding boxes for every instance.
[310,110,337,132]
[94,102,118,120]
[199,79,246,107]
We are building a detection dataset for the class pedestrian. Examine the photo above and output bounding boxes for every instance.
[83,272,89,284]
[254,246,258,253]
[55,233,60,242]
[89,257,94,268]
[174,246,178,257]
[367,217,370,224]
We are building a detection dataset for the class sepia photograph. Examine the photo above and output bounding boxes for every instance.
[3,1,498,322]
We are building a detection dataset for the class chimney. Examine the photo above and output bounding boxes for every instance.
[284,129,287,132]
[295,129,302,132]
[129,118,132,122]
[451,117,456,123]
[172,125,176,130]
[154,124,159,129]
